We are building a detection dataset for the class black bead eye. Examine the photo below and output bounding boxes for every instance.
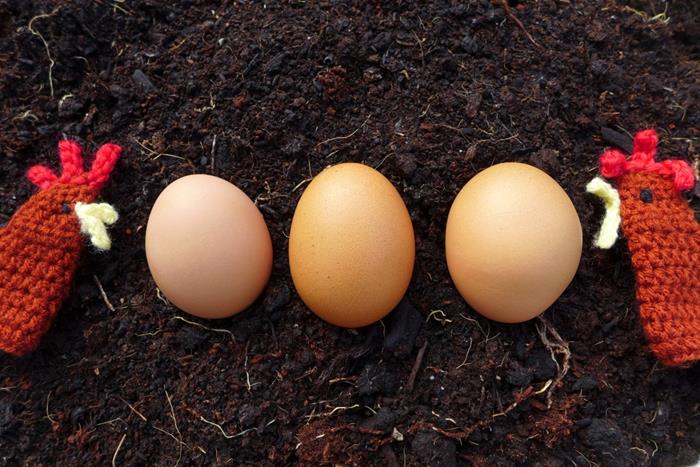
[62,202,71,213]
[640,188,653,203]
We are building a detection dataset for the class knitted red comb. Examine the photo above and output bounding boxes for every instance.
[26,140,121,192]
[599,129,695,191]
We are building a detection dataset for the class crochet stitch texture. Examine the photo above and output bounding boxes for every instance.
[0,140,120,356]
[598,129,699,366]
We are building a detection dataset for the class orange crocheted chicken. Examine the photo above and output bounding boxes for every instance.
[0,140,121,356]
[587,129,699,366]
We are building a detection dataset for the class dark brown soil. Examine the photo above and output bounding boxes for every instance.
[1,1,699,466]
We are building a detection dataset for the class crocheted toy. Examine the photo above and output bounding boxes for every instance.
[586,129,699,366]
[0,140,121,356]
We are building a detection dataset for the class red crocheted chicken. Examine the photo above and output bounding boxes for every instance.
[0,140,121,356]
[587,129,699,366]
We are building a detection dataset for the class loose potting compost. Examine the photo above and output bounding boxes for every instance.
[1,1,699,466]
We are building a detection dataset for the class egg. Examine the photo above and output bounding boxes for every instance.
[145,174,272,319]
[289,163,415,327]
[445,163,582,323]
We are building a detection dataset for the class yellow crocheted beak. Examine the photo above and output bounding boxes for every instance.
[586,177,621,249]
[74,202,118,251]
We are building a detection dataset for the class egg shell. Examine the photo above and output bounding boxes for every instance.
[145,174,272,319]
[289,163,415,328]
[445,162,582,323]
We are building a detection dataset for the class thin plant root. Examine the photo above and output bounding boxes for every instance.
[94,275,116,312]
[498,0,542,50]
[408,384,536,440]
[536,316,571,408]
[316,114,371,148]
[406,342,428,392]
[28,8,60,97]
[27,7,61,97]
[117,396,147,422]
[164,389,183,467]
[171,315,235,343]
[112,433,126,467]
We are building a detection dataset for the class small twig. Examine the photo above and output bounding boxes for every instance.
[374,153,393,170]
[112,433,127,467]
[93,275,115,312]
[316,114,371,148]
[28,8,60,97]
[169,38,188,53]
[110,0,134,16]
[407,342,428,392]
[574,450,595,467]
[132,138,183,161]
[164,389,182,467]
[412,31,425,67]
[153,425,184,445]
[118,396,147,422]
[303,405,319,424]
[499,0,542,50]
[96,417,128,428]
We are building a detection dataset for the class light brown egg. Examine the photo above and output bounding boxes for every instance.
[289,163,415,327]
[145,174,272,319]
[445,163,582,323]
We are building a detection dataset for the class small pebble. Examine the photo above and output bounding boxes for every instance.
[461,34,480,54]
[383,298,422,358]
[572,374,598,392]
[132,69,156,92]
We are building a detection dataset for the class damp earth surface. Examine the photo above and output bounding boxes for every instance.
[1,1,699,465]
